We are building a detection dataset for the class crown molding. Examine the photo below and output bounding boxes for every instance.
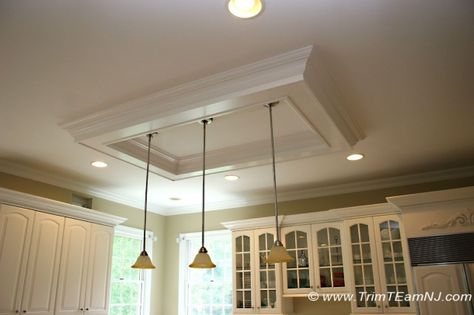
[61,46,314,142]
[1,159,473,216]
[0,187,126,226]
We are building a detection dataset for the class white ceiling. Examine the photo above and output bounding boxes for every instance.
[1,0,473,215]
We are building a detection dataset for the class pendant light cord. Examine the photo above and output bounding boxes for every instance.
[268,104,281,242]
[201,120,207,248]
[143,133,153,252]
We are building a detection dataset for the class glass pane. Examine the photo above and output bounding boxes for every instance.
[331,247,343,265]
[236,272,243,289]
[297,250,309,267]
[236,236,242,252]
[268,270,276,288]
[380,221,389,241]
[286,231,296,249]
[398,285,410,306]
[267,234,274,250]
[361,244,371,263]
[243,236,250,252]
[260,290,268,307]
[382,242,392,262]
[332,267,345,287]
[354,265,363,285]
[393,241,403,261]
[360,224,369,242]
[395,263,406,284]
[350,225,359,243]
[318,228,329,246]
[244,272,251,289]
[387,285,398,306]
[352,244,361,263]
[385,264,395,284]
[366,286,376,307]
[319,248,330,266]
[320,268,332,287]
[287,250,296,268]
[329,228,341,245]
[269,290,276,308]
[364,265,374,285]
[236,291,243,308]
[244,291,252,308]
[287,270,297,288]
[390,221,401,240]
[236,254,242,270]
[297,231,307,248]
[260,271,267,288]
[259,252,266,268]
[244,253,250,270]
[299,269,310,288]
[355,287,366,307]
[259,234,266,251]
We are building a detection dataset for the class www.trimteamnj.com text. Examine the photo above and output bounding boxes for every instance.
[307,291,472,303]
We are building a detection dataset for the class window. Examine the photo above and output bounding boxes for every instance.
[179,230,233,315]
[110,226,153,315]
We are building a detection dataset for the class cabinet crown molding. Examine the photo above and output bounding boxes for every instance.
[0,187,126,226]
[222,203,398,230]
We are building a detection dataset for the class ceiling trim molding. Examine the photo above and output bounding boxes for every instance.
[61,46,314,142]
[1,160,473,216]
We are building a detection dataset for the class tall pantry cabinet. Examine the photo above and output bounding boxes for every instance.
[0,188,126,315]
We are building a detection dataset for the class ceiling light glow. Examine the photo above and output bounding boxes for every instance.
[224,175,240,181]
[346,153,365,161]
[227,0,263,19]
[91,161,108,168]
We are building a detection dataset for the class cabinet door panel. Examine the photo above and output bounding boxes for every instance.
[85,224,113,315]
[233,231,255,314]
[56,219,91,315]
[0,205,35,315]
[22,212,64,315]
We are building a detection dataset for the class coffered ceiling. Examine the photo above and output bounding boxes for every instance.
[1,0,473,215]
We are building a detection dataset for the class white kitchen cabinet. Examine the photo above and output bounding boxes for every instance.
[233,229,292,315]
[56,218,114,315]
[311,222,350,293]
[346,215,415,314]
[281,225,313,295]
[0,204,64,315]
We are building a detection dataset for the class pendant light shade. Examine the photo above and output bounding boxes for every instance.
[265,102,294,264]
[189,119,216,269]
[132,133,156,269]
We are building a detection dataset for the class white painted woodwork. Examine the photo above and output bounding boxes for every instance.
[56,219,91,315]
[0,205,35,315]
[414,265,471,315]
[21,212,64,315]
[84,224,114,315]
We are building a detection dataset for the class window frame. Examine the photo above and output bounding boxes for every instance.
[178,229,232,315]
[111,225,154,315]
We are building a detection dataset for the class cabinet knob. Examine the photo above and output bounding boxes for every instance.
[384,305,388,308]
[377,305,381,308]
[15,311,19,313]
[85,309,89,311]
[316,285,320,289]
[80,308,84,311]
[22,311,26,313]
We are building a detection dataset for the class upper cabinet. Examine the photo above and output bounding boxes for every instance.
[0,205,64,315]
[345,215,415,314]
[233,228,292,315]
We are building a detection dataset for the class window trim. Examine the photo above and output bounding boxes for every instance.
[113,225,154,315]
[178,229,231,315]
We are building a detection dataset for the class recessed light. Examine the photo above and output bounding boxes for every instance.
[346,153,364,161]
[169,197,181,201]
[224,175,240,181]
[227,0,263,19]
[91,161,108,168]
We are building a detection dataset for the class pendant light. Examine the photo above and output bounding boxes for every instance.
[189,119,216,269]
[265,102,294,264]
[132,133,156,269]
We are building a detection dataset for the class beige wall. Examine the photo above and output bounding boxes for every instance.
[2,171,474,315]
[0,172,166,315]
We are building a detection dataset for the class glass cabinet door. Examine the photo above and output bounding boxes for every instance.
[374,217,414,311]
[349,221,380,310]
[313,224,346,291]
[256,232,277,310]
[234,234,253,311]
[282,226,312,293]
